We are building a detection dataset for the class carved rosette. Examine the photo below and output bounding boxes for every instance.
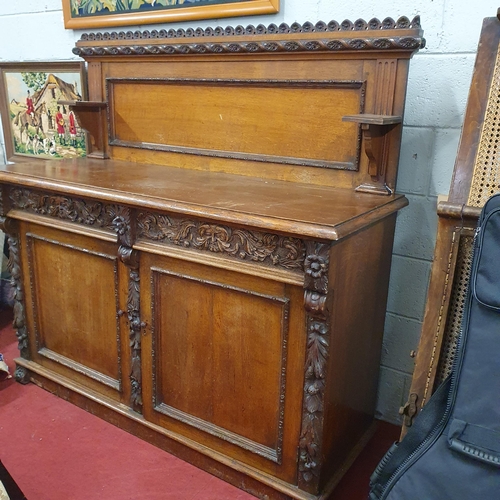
[299,241,331,492]
[14,365,30,384]
[304,246,329,293]
[137,212,305,271]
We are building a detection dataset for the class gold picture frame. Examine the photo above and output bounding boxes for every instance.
[0,62,87,162]
[62,0,280,30]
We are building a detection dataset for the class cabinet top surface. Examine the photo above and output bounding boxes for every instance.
[0,158,406,240]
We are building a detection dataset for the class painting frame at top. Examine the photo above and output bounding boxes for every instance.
[0,62,88,162]
[62,0,280,29]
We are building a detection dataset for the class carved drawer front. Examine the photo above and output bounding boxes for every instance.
[140,252,306,482]
[20,223,124,401]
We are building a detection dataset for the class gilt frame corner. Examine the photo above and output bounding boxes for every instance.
[62,0,280,30]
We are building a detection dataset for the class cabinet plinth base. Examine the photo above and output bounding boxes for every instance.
[14,357,377,500]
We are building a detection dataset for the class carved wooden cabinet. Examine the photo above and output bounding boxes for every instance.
[0,17,423,500]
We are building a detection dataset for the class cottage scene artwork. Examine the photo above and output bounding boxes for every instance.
[63,0,275,29]
[71,0,222,17]
[4,71,85,159]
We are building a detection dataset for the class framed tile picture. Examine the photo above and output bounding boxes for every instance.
[0,62,87,162]
[62,0,279,29]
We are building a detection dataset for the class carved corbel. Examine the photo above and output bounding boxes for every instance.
[298,241,331,493]
[343,114,402,195]
[59,100,109,159]
[0,215,17,236]
[110,206,134,248]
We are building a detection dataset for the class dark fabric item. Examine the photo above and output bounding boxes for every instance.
[368,377,452,500]
[0,278,14,308]
[369,193,500,500]
[473,205,500,310]
[0,460,27,500]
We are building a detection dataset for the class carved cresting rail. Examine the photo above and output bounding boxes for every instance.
[73,16,424,56]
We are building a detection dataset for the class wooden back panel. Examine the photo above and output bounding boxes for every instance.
[401,12,500,433]
[72,17,424,193]
[108,78,364,171]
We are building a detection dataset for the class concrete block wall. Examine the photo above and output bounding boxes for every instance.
[0,0,497,424]
[376,1,496,423]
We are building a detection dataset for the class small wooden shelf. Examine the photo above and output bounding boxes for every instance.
[58,100,108,159]
[59,100,107,108]
[342,114,402,126]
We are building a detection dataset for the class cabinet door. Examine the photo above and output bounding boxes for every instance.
[140,252,306,482]
[20,221,128,403]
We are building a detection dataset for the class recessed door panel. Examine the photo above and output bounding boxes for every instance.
[27,233,121,392]
[151,268,289,463]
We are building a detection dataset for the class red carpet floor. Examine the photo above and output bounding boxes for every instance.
[0,309,399,499]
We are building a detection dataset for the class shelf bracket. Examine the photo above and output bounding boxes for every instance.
[343,114,402,195]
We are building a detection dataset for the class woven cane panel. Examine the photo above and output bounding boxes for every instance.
[468,45,500,207]
[434,234,475,386]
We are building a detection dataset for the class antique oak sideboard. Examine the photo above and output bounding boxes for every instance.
[0,18,423,500]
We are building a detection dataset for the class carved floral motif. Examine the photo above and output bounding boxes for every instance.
[118,246,143,410]
[6,235,29,361]
[110,206,132,247]
[0,206,29,383]
[9,188,130,238]
[299,241,331,491]
[304,241,329,292]
[299,319,330,485]
[138,212,305,270]
[128,266,143,408]
[14,366,30,384]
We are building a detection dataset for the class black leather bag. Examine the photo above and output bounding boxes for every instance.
[369,193,500,500]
